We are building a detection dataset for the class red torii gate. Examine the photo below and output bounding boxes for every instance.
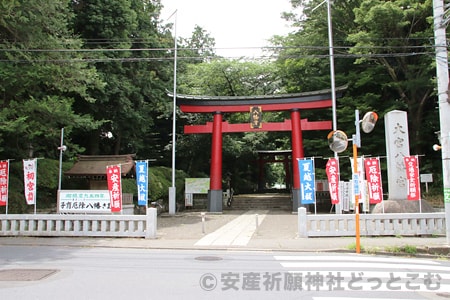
[173,86,346,212]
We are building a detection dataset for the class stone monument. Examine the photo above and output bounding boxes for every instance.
[372,110,434,213]
[385,110,410,200]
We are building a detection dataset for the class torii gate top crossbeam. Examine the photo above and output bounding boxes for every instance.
[172,86,346,113]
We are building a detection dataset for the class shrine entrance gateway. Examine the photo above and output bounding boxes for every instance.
[173,86,346,212]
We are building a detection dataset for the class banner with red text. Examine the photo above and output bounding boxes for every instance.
[23,159,37,205]
[0,160,9,206]
[404,156,420,201]
[106,165,122,212]
[325,158,340,204]
[364,158,383,204]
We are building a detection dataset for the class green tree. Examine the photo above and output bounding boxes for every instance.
[71,0,174,159]
[275,0,440,179]
[348,0,436,155]
[179,25,216,61]
[0,0,103,160]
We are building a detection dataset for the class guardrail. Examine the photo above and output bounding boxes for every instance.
[0,208,157,239]
[298,207,446,237]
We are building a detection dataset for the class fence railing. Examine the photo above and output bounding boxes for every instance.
[298,207,446,237]
[1,208,445,239]
[0,208,157,239]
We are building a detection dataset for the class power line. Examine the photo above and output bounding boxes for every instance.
[0,43,440,53]
[0,50,437,64]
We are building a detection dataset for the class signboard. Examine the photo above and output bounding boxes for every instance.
[185,178,210,194]
[250,106,262,129]
[353,174,360,196]
[58,190,111,214]
[444,188,450,204]
[350,157,364,204]
[340,181,350,212]
[420,173,433,183]
[185,178,210,207]
[298,159,316,205]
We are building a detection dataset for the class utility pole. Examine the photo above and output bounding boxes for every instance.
[433,0,450,245]
[167,10,178,215]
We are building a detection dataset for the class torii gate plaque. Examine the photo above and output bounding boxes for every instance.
[172,86,346,212]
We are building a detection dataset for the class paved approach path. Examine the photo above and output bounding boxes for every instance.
[195,210,267,246]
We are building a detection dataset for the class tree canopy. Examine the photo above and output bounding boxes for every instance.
[0,0,446,204]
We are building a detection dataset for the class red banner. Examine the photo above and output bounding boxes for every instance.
[0,160,9,206]
[23,159,37,205]
[106,165,122,212]
[404,156,420,201]
[364,158,383,204]
[326,158,339,204]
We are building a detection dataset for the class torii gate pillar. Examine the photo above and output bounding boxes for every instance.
[291,109,304,211]
[208,112,223,212]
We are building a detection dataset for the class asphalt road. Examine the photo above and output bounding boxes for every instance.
[0,245,449,300]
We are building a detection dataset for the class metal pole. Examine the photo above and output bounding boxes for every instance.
[311,0,341,214]
[58,128,64,191]
[168,10,178,215]
[353,110,361,254]
[432,0,450,245]
[327,0,337,133]
[201,212,206,234]
[5,159,9,215]
[326,0,342,214]
[353,141,360,253]
[34,158,37,215]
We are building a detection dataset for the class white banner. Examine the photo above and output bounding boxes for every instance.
[349,157,365,204]
[23,159,37,205]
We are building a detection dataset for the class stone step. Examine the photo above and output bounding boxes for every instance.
[228,194,292,210]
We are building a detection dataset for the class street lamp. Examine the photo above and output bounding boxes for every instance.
[433,144,442,151]
[328,109,378,253]
[312,0,339,213]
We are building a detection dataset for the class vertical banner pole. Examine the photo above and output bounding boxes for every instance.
[34,159,37,215]
[353,142,360,254]
[417,155,422,213]
[6,160,9,215]
[0,160,10,214]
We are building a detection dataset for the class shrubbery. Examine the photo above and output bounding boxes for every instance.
[0,160,187,214]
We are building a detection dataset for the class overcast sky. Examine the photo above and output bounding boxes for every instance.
[160,0,293,58]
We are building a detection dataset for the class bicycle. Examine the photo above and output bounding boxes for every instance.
[226,187,234,207]
[223,174,234,207]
